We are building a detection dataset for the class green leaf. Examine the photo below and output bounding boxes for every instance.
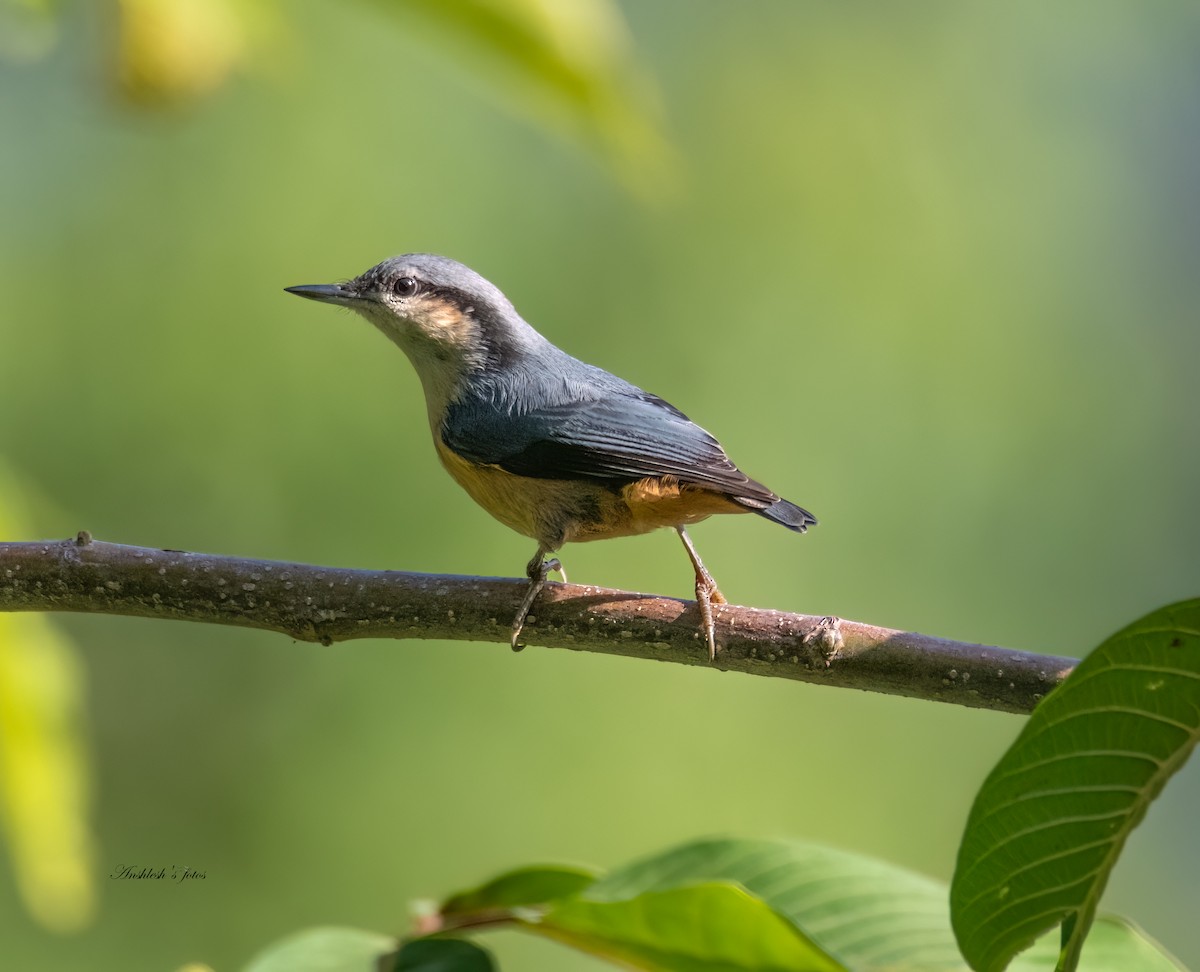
[950,598,1200,972]
[585,837,962,970]
[440,863,600,919]
[531,881,846,972]
[242,926,397,972]
[394,937,496,971]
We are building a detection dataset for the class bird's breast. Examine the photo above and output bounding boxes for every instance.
[433,439,614,546]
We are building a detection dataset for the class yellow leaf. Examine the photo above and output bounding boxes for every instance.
[116,0,250,103]
[0,467,95,933]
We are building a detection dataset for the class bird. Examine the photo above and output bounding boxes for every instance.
[285,254,815,659]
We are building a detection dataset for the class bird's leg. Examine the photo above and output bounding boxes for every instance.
[511,545,565,652]
[676,526,726,661]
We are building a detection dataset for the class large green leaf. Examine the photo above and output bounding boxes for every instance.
[584,837,962,970]
[951,598,1200,972]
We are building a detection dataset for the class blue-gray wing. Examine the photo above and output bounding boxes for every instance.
[441,380,780,507]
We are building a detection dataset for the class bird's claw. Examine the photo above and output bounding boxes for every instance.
[694,576,725,662]
[511,555,565,651]
[676,526,725,662]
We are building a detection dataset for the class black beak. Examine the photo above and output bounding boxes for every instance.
[284,283,357,304]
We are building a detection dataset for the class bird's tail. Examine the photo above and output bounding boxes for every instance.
[754,497,817,533]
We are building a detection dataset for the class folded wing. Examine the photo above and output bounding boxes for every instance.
[442,379,781,510]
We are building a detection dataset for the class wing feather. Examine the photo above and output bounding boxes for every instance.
[442,378,778,506]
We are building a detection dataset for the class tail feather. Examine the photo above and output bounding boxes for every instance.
[754,497,817,533]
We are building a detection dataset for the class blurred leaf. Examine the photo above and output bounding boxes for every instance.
[17,0,672,192]
[532,881,846,972]
[951,599,1200,972]
[394,937,496,971]
[440,863,599,918]
[0,465,95,933]
[242,926,397,972]
[377,0,674,197]
[115,0,273,104]
[1012,916,1184,972]
[0,0,60,62]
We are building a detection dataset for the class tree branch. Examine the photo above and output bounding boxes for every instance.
[0,535,1074,713]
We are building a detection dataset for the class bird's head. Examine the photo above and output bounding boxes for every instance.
[286,254,540,413]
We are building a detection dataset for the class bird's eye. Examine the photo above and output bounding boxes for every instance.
[392,276,420,298]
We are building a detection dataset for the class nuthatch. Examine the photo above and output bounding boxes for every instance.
[286,254,815,659]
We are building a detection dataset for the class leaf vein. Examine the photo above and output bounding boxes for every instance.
[1033,705,1198,735]
[988,748,1164,787]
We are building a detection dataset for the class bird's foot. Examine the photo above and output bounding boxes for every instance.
[694,575,726,662]
[511,555,564,651]
[676,526,726,662]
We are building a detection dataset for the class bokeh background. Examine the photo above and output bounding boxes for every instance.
[2,1,1199,968]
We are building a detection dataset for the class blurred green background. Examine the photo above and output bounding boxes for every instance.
[2,0,1199,968]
